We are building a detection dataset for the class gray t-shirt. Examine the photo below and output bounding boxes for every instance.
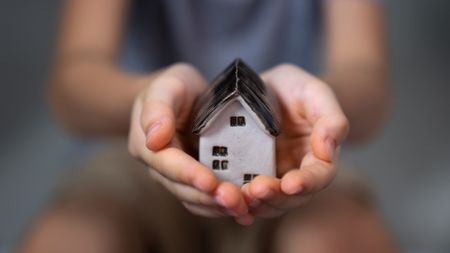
[120,0,321,80]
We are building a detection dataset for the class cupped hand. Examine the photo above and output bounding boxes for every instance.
[128,63,253,224]
[242,64,349,218]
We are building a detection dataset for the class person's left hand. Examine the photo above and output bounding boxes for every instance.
[240,64,349,218]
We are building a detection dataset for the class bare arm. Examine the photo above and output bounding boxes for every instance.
[241,3,389,216]
[50,0,249,220]
[50,0,157,136]
[323,0,390,142]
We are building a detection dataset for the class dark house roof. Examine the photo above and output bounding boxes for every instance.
[192,58,280,136]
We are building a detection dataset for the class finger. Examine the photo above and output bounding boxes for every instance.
[241,183,253,205]
[281,152,336,195]
[243,176,282,217]
[301,79,348,162]
[310,113,349,162]
[247,175,286,210]
[214,182,248,217]
[248,175,281,200]
[128,94,146,157]
[149,169,217,206]
[261,64,349,162]
[234,214,255,226]
[140,147,218,192]
[247,176,310,215]
[141,64,208,151]
[257,192,311,214]
[182,202,226,218]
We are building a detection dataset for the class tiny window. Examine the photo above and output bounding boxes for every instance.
[212,160,220,170]
[243,174,259,184]
[237,116,246,126]
[230,116,237,126]
[230,116,245,127]
[212,146,228,156]
[221,160,228,170]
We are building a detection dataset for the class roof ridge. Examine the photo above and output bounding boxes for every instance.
[234,58,240,91]
[192,58,280,136]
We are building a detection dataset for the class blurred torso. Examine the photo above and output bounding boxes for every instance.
[120,0,321,79]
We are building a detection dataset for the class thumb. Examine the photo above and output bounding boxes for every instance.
[141,64,208,151]
[310,114,349,162]
[142,101,176,151]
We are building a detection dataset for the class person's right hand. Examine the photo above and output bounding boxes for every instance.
[128,64,253,224]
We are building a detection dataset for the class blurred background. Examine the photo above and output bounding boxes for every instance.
[0,0,449,252]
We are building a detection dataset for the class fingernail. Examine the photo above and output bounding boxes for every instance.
[146,122,162,141]
[326,137,337,161]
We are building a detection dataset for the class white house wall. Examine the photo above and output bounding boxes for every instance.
[199,99,276,185]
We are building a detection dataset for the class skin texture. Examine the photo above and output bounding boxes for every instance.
[49,0,389,223]
[323,0,389,141]
[15,1,398,252]
[242,65,349,219]
[128,64,253,222]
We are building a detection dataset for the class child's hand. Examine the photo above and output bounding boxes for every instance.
[242,64,349,218]
[128,64,252,224]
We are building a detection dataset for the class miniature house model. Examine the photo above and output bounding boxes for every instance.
[192,59,280,185]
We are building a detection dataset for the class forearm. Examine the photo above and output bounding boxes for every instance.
[50,59,156,136]
[323,0,389,142]
[323,64,390,142]
[49,0,149,136]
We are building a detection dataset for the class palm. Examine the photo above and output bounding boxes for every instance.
[240,65,348,218]
[266,69,315,177]
[276,114,312,177]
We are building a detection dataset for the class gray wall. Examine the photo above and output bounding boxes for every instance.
[0,0,449,252]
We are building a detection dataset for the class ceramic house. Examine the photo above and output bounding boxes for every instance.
[192,59,280,185]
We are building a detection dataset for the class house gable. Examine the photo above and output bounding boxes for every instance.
[199,99,275,185]
[196,96,274,136]
[192,58,280,136]
[193,58,278,185]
